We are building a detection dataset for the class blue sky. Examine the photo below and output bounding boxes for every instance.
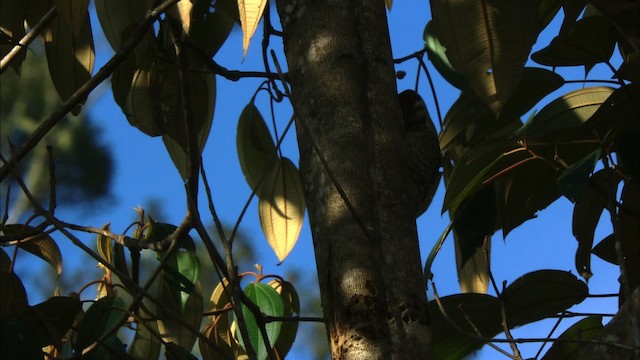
[12,2,622,359]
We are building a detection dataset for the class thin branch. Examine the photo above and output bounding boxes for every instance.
[0,6,57,74]
[0,0,181,182]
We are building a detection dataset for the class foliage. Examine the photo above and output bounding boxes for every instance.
[1,0,638,359]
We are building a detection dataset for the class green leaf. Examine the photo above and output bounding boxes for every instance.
[74,296,126,355]
[237,283,284,360]
[54,0,90,36]
[592,234,617,265]
[42,10,94,115]
[442,139,518,216]
[189,0,235,57]
[165,342,199,360]
[157,281,204,351]
[199,321,238,360]
[500,67,565,121]
[496,159,561,236]
[430,270,588,360]
[95,0,150,51]
[557,149,601,202]
[503,270,588,327]
[237,103,278,197]
[158,249,201,311]
[585,83,640,141]
[160,69,216,180]
[423,20,467,90]
[453,185,496,294]
[0,248,9,273]
[542,316,603,360]
[124,67,163,136]
[430,293,499,360]
[0,224,63,275]
[259,158,306,263]
[96,223,113,264]
[22,296,82,347]
[0,316,42,359]
[532,15,617,69]
[431,0,541,114]
[269,279,300,357]
[0,271,28,318]
[439,91,495,153]
[573,169,621,279]
[516,87,615,140]
[129,307,161,360]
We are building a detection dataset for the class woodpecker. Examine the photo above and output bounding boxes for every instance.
[399,90,442,217]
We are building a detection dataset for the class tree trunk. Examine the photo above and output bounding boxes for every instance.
[276,1,433,359]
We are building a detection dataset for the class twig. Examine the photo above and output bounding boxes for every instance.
[0,0,181,182]
[0,7,57,74]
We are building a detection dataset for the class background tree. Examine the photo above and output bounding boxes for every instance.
[0,0,638,359]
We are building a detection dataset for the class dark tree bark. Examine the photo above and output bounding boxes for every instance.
[276,1,433,358]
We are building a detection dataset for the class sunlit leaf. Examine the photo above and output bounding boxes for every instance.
[542,316,603,360]
[237,103,278,196]
[95,0,151,51]
[0,224,63,276]
[259,158,306,263]
[237,0,267,57]
[54,0,90,36]
[573,169,621,279]
[74,296,126,355]
[126,67,163,136]
[208,278,232,318]
[42,10,94,115]
[431,0,541,114]
[167,0,193,35]
[516,87,614,140]
[423,20,467,90]
[96,223,112,264]
[199,320,237,360]
[269,279,300,357]
[237,283,284,360]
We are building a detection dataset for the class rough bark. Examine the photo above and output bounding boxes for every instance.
[276,1,433,359]
[580,286,640,360]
